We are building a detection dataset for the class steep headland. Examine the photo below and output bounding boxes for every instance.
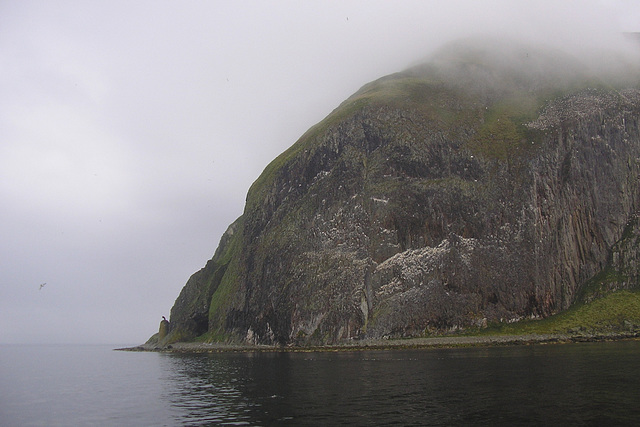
[159,39,640,347]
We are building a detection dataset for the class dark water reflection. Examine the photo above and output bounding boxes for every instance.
[159,341,640,426]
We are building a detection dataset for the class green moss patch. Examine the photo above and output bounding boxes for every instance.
[480,290,640,336]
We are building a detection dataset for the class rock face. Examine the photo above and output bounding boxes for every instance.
[165,40,640,345]
[158,318,169,341]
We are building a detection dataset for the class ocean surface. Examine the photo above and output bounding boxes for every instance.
[1,340,639,426]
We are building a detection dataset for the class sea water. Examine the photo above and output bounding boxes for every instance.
[1,341,639,426]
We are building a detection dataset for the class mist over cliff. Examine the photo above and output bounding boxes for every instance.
[162,39,640,346]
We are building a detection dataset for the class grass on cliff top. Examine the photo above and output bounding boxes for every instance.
[244,74,465,214]
[476,289,640,336]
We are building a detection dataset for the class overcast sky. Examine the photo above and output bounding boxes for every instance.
[1,1,639,345]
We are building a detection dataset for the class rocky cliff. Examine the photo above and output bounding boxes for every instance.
[164,40,640,346]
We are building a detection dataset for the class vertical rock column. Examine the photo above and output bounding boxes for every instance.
[158,317,170,341]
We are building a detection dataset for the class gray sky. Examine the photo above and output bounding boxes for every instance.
[1,1,639,345]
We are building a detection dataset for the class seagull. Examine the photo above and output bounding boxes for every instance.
[39,283,46,290]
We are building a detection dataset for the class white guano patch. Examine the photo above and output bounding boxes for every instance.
[371,197,389,204]
[374,236,480,297]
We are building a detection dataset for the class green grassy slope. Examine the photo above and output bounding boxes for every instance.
[475,290,640,336]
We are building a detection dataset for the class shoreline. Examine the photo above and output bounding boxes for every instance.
[115,331,640,353]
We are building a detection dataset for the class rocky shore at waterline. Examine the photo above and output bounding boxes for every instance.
[116,331,640,353]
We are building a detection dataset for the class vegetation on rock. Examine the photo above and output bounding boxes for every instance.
[161,39,640,346]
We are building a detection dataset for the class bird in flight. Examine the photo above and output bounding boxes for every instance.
[39,283,46,290]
